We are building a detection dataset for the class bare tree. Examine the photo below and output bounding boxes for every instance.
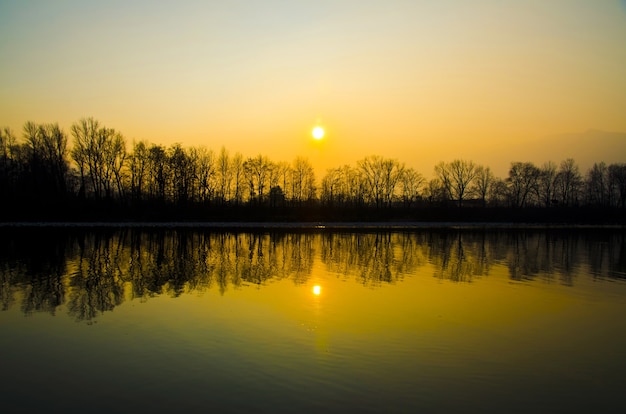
[424,178,447,204]
[585,162,608,207]
[146,144,167,201]
[129,141,149,202]
[0,127,17,196]
[399,167,424,208]
[538,161,558,207]
[321,167,341,206]
[274,161,291,202]
[70,118,126,199]
[71,118,102,198]
[381,158,404,207]
[507,162,540,207]
[291,156,316,204]
[357,156,403,207]
[0,127,16,160]
[269,160,282,196]
[216,146,231,205]
[168,144,196,203]
[608,163,626,208]
[231,152,244,205]
[358,155,385,207]
[472,165,494,207]
[106,130,126,199]
[556,158,582,206]
[489,178,509,207]
[23,122,69,197]
[341,165,363,207]
[196,147,216,204]
[435,159,477,207]
[243,154,273,204]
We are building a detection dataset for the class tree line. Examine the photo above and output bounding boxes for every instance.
[1,117,625,221]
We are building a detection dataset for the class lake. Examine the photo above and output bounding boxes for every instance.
[1,226,625,413]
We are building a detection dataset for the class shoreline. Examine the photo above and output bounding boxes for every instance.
[1,221,624,230]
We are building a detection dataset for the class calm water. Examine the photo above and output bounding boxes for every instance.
[1,227,626,413]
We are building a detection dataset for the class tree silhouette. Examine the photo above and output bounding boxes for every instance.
[400,167,424,208]
[435,159,477,207]
[556,158,582,206]
[71,118,126,199]
[22,122,70,200]
[129,140,149,202]
[216,146,232,205]
[507,162,540,207]
[291,156,316,205]
[243,154,273,205]
[585,162,608,207]
[538,161,558,207]
[0,117,624,222]
[608,163,626,208]
[473,165,494,207]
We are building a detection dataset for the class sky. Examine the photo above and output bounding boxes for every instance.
[1,0,625,177]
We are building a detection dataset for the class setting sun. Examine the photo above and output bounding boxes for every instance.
[312,127,325,140]
[312,285,322,295]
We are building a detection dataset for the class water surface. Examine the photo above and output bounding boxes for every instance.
[1,228,625,413]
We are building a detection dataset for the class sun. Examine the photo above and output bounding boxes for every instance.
[312,126,325,140]
[312,285,322,295]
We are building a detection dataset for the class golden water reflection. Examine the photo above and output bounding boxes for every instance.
[2,228,626,413]
[0,228,624,321]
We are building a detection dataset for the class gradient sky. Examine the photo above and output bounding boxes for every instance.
[1,0,625,177]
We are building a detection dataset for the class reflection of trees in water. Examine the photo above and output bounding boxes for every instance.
[320,232,428,285]
[0,230,68,315]
[240,234,273,286]
[424,230,622,285]
[68,231,126,321]
[280,233,315,285]
[551,232,580,286]
[421,230,621,285]
[427,231,498,282]
[506,231,587,285]
[65,231,317,319]
[0,262,19,311]
[586,231,626,280]
[1,229,625,320]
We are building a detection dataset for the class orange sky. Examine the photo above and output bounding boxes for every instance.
[1,0,625,177]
